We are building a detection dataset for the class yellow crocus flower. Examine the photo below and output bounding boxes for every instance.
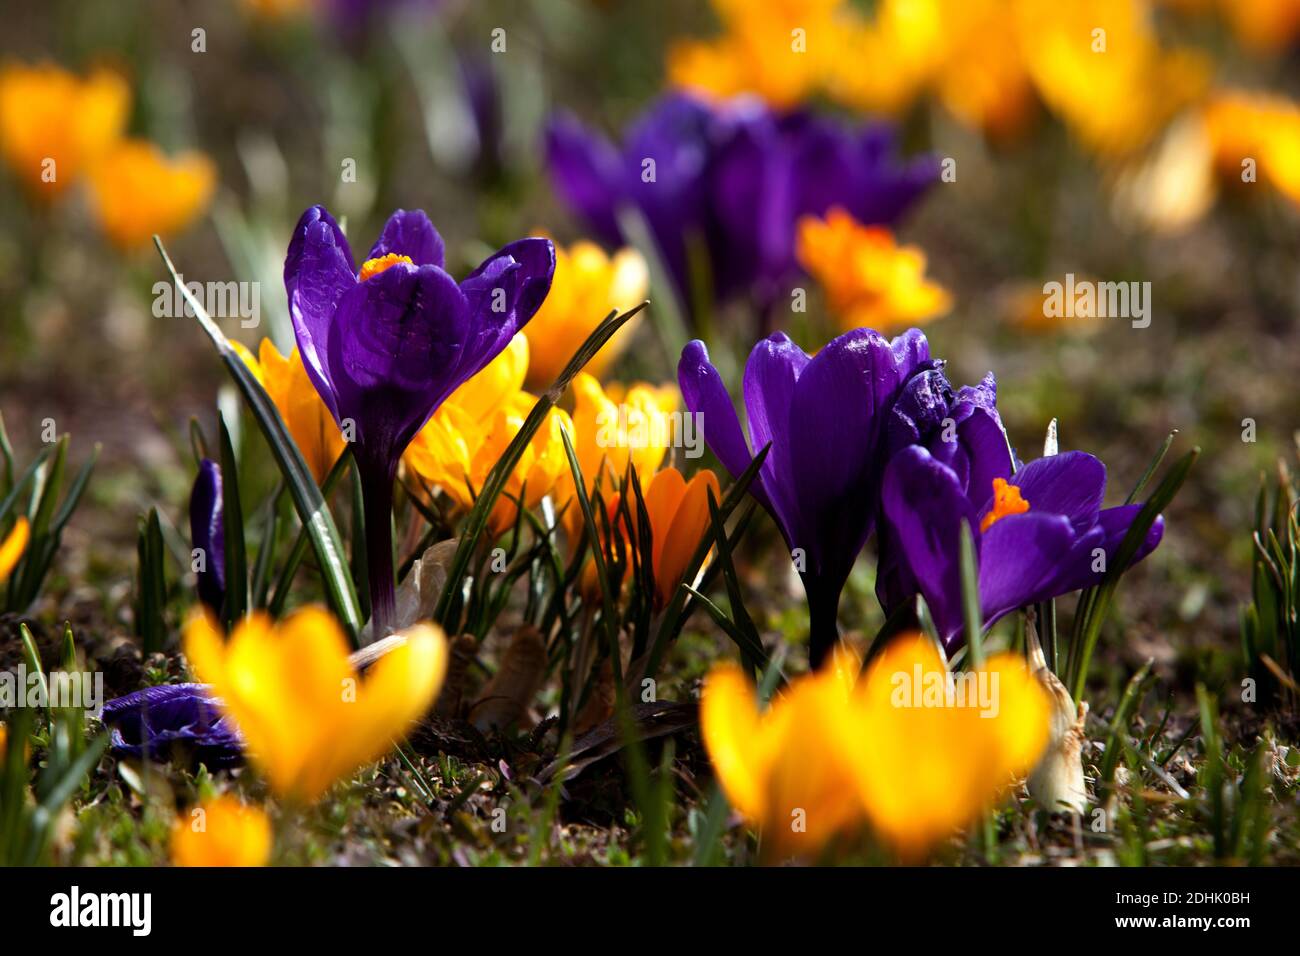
[587,465,720,611]
[406,391,574,536]
[796,209,950,334]
[404,334,574,535]
[668,0,844,109]
[171,795,272,867]
[702,648,866,860]
[183,608,447,803]
[846,634,1051,859]
[0,61,129,199]
[0,517,29,581]
[523,242,648,390]
[1201,90,1300,206]
[569,373,676,493]
[233,339,345,485]
[703,633,1050,861]
[86,138,215,249]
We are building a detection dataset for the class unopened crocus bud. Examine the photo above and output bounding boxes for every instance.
[189,459,225,612]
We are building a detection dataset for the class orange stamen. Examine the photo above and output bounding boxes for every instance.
[358,253,413,281]
[979,478,1029,533]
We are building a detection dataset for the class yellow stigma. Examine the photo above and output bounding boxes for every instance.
[358,253,413,281]
[980,478,1029,533]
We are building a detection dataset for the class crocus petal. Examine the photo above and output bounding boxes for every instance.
[285,205,357,421]
[881,446,974,642]
[171,796,271,867]
[700,663,768,823]
[1053,505,1166,594]
[0,517,29,582]
[656,469,720,608]
[786,328,896,576]
[544,112,624,245]
[101,683,244,769]
[457,238,556,385]
[1009,451,1107,531]
[953,406,1016,506]
[976,511,1077,630]
[367,208,445,268]
[328,262,470,456]
[677,340,760,495]
[743,332,810,549]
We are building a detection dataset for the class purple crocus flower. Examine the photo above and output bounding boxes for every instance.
[188,459,224,612]
[286,204,554,637]
[679,327,934,667]
[876,369,1011,614]
[101,683,243,769]
[545,93,937,319]
[881,438,1165,650]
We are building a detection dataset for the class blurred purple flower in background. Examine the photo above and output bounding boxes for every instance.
[545,92,938,319]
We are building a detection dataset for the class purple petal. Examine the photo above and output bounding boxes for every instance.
[367,208,445,268]
[1055,505,1166,594]
[328,262,470,458]
[101,683,244,769]
[544,113,624,246]
[1010,451,1107,531]
[976,512,1077,632]
[286,206,359,421]
[743,332,809,545]
[881,446,973,642]
[678,340,761,499]
[457,238,556,383]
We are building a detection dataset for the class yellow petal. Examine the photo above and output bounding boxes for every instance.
[171,796,272,867]
[0,517,29,581]
[700,663,769,823]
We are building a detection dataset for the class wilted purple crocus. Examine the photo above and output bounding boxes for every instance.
[679,328,935,667]
[101,683,243,769]
[286,204,555,637]
[546,93,937,319]
[189,459,225,612]
[881,440,1165,650]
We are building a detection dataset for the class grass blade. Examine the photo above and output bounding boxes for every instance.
[155,237,362,639]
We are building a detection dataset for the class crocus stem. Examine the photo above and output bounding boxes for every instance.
[358,457,397,641]
[804,575,841,671]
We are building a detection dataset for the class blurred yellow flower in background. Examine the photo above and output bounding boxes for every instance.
[87,139,215,249]
[1202,90,1300,205]
[405,334,575,535]
[171,796,272,867]
[233,339,345,485]
[0,518,29,581]
[523,241,648,389]
[702,633,1051,860]
[0,62,128,198]
[668,0,843,109]
[1018,0,1209,158]
[183,608,447,803]
[796,209,950,334]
